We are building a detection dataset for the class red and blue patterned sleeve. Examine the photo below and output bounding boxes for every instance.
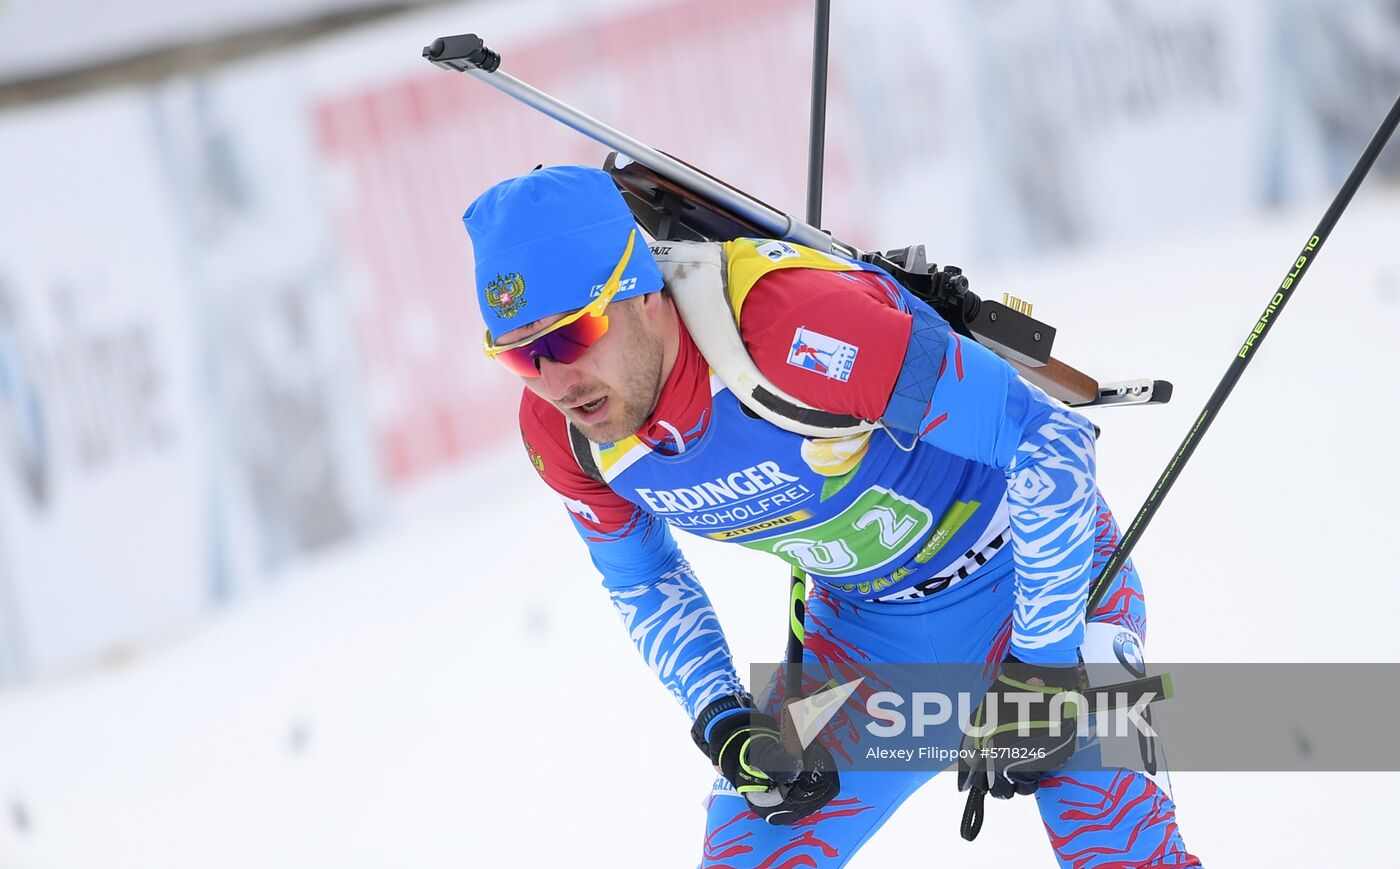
[518,392,746,717]
[917,333,1099,664]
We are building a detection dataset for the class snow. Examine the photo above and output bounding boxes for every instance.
[1,190,1398,867]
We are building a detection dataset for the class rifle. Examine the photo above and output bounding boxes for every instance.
[421,33,1173,411]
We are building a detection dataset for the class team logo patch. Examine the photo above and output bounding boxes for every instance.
[485,272,527,319]
[787,326,858,382]
[757,240,799,262]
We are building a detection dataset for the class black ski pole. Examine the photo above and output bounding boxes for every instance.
[805,0,831,229]
[779,0,832,759]
[780,567,809,754]
[1086,91,1400,614]
[963,94,1400,846]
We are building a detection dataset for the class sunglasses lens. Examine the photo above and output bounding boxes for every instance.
[494,346,545,378]
[493,313,609,378]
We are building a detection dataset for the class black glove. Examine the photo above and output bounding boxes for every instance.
[957,654,1084,801]
[691,694,841,825]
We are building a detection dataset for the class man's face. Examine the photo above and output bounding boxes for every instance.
[495,295,669,444]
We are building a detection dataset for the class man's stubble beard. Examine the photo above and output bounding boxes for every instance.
[575,307,666,445]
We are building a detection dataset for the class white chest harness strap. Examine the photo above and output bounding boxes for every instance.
[651,241,879,440]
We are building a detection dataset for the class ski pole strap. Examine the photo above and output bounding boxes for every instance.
[956,672,1171,844]
[960,786,986,841]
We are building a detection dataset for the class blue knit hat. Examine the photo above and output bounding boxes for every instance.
[463,165,664,341]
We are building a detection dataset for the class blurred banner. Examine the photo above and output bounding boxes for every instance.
[954,0,1273,258]
[0,0,438,83]
[1276,0,1400,199]
[149,69,380,589]
[0,0,1396,682]
[0,94,212,676]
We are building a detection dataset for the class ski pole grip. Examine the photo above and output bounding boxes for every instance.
[422,34,501,72]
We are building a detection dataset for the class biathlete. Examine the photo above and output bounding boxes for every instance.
[463,165,1199,868]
